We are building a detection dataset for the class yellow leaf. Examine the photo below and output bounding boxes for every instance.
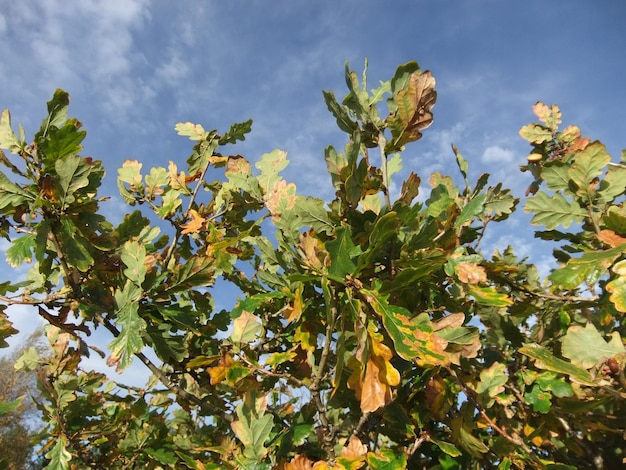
[181,209,206,234]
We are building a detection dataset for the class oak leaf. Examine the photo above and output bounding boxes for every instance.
[180,209,206,234]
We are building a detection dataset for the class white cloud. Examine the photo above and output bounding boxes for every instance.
[481,145,515,164]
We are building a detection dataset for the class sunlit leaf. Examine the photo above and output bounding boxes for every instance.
[561,323,625,369]
[525,192,586,229]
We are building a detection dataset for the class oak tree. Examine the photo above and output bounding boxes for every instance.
[1,60,625,469]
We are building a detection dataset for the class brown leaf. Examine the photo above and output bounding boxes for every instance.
[180,209,206,234]
[341,436,368,459]
[285,455,315,470]
[360,358,387,413]
[456,262,487,284]
[396,71,437,141]
[432,313,465,331]
[226,155,250,175]
[598,229,626,248]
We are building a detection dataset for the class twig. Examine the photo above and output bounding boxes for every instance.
[378,131,392,208]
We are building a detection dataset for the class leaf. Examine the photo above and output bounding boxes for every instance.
[41,119,86,161]
[42,89,70,132]
[180,209,207,234]
[607,259,626,312]
[455,262,487,285]
[524,385,551,413]
[467,285,512,307]
[231,394,274,461]
[45,435,72,470]
[0,397,23,415]
[561,323,625,369]
[362,288,448,366]
[4,234,36,267]
[568,141,611,194]
[518,344,596,386]
[366,448,407,470]
[0,109,22,153]
[0,308,19,348]
[524,192,586,230]
[326,226,359,279]
[175,122,207,140]
[55,154,91,206]
[476,362,508,407]
[429,439,461,457]
[219,119,253,145]
[549,244,624,289]
[387,71,437,151]
[0,171,34,211]
[323,90,358,134]
[108,282,146,372]
[265,180,297,221]
[519,123,553,144]
[293,196,334,235]
[532,102,561,130]
[256,149,289,194]
[230,310,262,346]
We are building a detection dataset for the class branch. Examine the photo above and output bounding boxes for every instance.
[94,312,232,421]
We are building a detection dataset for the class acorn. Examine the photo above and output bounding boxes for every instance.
[527,153,543,163]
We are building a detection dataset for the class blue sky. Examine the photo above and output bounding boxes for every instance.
[1,1,625,376]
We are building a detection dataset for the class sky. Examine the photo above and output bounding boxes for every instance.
[1,1,625,380]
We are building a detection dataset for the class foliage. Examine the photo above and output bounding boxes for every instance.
[1,61,626,469]
[0,330,49,469]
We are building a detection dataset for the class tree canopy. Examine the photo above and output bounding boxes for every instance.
[1,60,625,469]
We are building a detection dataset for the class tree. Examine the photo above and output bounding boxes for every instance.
[0,329,48,470]
[0,60,625,469]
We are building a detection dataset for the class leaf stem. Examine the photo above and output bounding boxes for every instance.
[378,130,392,208]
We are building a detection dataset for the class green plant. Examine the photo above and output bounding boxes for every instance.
[1,60,625,469]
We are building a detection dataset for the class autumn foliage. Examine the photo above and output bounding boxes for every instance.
[1,60,626,469]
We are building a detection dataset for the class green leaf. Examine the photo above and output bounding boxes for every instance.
[549,244,624,289]
[568,141,611,193]
[121,240,147,286]
[57,217,94,272]
[14,346,39,371]
[219,119,253,145]
[323,90,358,134]
[561,323,625,369]
[0,171,34,212]
[542,163,572,193]
[255,149,289,194]
[0,109,23,153]
[518,344,596,386]
[467,285,512,307]
[55,154,91,206]
[524,192,586,230]
[429,439,462,457]
[4,234,36,267]
[325,226,359,279]
[0,397,23,415]
[108,281,146,371]
[535,372,573,398]
[476,362,508,406]
[367,447,407,470]
[45,435,72,470]
[362,288,448,366]
[519,123,552,144]
[455,194,487,228]
[42,89,70,134]
[145,448,178,465]
[293,196,334,235]
[524,384,551,413]
[231,396,274,461]
[41,119,86,161]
